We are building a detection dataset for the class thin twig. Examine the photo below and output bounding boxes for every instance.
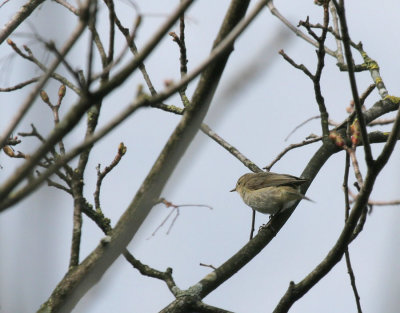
[279,49,313,78]
[105,2,157,96]
[334,0,374,166]
[94,143,127,211]
[199,263,217,270]
[85,0,98,88]
[343,151,363,313]
[347,189,400,207]
[45,177,72,194]
[7,39,81,94]
[123,249,177,294]
[178,13,188,77]
[346,147,363,187]
[148,198,213,238]
[18,123,74,182]
[0,77,39,91]
[368,118,395,126]
[200,123,262,173]
[359,84,376,106]
[267,1,335,57]
[344,248,362,313]
[329,2,344,64]
[264,137,322,171]
[40,86,67,154]
[343,150,351,220]
[285,115,321,141]
[299,8,330,137]
[148,206,177,239]
[53,0,79,14]
[107,8,184,113]
[0,0,11,8]
[18,123,45,142]
[249,209,256,240]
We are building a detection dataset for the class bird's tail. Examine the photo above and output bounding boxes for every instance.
[301,194,314,202]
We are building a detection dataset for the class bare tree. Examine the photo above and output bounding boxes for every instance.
[1,0,399,312]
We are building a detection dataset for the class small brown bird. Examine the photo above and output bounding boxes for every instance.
[231,172,312,215]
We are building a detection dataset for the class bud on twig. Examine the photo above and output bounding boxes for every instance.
[350,118,361,146]
[3,146,14,157]
[58,84,66,99]
[118,142,127,156]
[40,90,50,104]
[329,131,345,147]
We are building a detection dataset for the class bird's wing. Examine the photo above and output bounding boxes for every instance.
[245,172,308,190]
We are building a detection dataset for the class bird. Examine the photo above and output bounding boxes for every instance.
[230,171,312,215]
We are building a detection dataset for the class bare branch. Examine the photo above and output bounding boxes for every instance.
[279,49,313,78]
[123,250,178,294]
[148,198,213,238]
[343,152,363,313]
[347,188,400,207]
[201,123,262,173]
[284,115,321,141]
[264,137,321,171]
[53,0,79,15]
[94,143,127,211]
[329,1,344,64]
[344,248,363,313]
[334,1,373,166]
[0,77,39,91]
[267,1,336,57]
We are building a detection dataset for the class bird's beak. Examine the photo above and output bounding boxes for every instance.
[230,188,236,192]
